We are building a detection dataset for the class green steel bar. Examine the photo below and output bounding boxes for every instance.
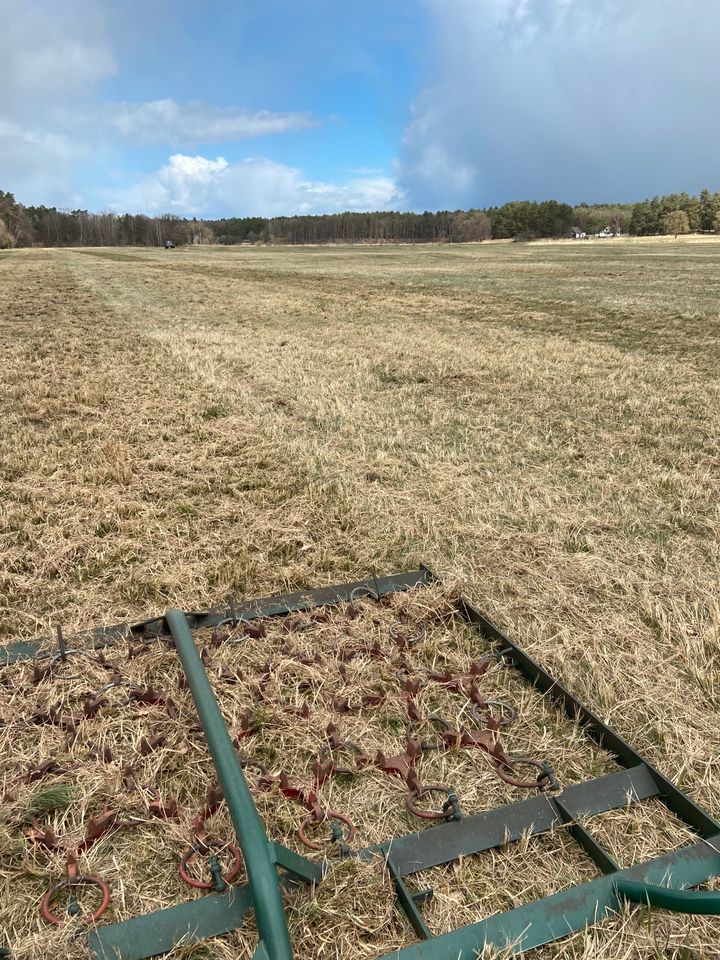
[88,886,254,960]
[615,879,720,915]
[165,608,293,960]
[270,842,324,884]
[387,857,433,941]
[3,568,432,665]
[378,835,720,960]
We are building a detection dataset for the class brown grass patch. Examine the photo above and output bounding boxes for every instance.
[1,240,719,957]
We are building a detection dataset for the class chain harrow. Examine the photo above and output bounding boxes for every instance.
[227,611,559,849]
[7,598,558,922]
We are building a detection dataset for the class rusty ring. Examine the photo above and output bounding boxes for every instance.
[469,701,517,728]
[179,839,244,890]
[239,758,272,780]
[326,737,366,759]
[41,875,111,926]
[406,714,455,751]
[389,622,426,645]
[494,758,551,790]
[298,811,355,851]
[405,784,456,820]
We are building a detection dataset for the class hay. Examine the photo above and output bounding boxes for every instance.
[1,240,719,958]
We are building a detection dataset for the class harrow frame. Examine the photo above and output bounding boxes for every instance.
[2,566,719,959]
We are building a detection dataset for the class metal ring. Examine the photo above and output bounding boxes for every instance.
[218,613,253,640]
[494,647,517,666]
[298,812,355,851]
[41,875,111,926]
[405,784,457,821]
[389,622,426,645]
[179,839,243,890]
[214,614,246,628]
[407,713,455,751]
[494,757,551,790]
[239,758,271,777]
[43,649,85,682]
[470,701,517,728]
[349,586,379,604]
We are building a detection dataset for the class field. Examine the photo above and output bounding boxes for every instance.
[1,238,719,959]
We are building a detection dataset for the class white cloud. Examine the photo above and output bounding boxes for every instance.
[0,2,321,209]
[108,100,317,146]
[110,154,404,217]
[400,0,720,208]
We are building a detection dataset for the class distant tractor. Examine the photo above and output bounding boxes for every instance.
[164,239,176,249]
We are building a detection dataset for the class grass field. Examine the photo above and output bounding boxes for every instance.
[1,238,719,958]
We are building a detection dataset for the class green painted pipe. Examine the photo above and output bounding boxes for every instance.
[165,608,293,960]
[615,879,720,915]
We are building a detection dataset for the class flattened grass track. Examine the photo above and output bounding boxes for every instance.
[1,239,719,958]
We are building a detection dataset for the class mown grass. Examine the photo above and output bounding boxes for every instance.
[0,238,718,958]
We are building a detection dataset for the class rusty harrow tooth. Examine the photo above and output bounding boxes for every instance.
[138,734,165,756]
[282,702,310,717]
[127,686,165,706]
[146,788,180,819]
[27,818,59,850]
[25,759,70,782]
[85,744,114,763]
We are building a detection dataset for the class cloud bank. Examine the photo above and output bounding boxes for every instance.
[4,0,718,216]
[111,154,404,217]
[399,0,720,208]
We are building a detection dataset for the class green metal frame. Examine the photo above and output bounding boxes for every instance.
[166,608,295,960]
[3,567,719,960]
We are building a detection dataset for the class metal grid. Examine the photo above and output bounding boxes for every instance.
[2,567,718,960]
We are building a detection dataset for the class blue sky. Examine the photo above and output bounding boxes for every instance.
[2,1,718,217]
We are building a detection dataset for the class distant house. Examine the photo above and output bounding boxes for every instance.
[164,239,176,249]
[570,226,587,239]
[595,227,614,238]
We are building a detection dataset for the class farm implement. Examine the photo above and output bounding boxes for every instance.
[1,567,719,959]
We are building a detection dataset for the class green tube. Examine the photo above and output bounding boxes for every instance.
[615,879,720,915]
[165,609,293,960]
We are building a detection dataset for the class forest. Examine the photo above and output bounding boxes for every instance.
[1,188,719,248]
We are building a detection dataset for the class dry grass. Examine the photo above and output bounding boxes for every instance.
[0,239,719,958]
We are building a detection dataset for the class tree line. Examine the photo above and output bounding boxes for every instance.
[2,187,720,249]
[629,190,720,235]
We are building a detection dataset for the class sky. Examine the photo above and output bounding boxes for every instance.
[1,0,718,218]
